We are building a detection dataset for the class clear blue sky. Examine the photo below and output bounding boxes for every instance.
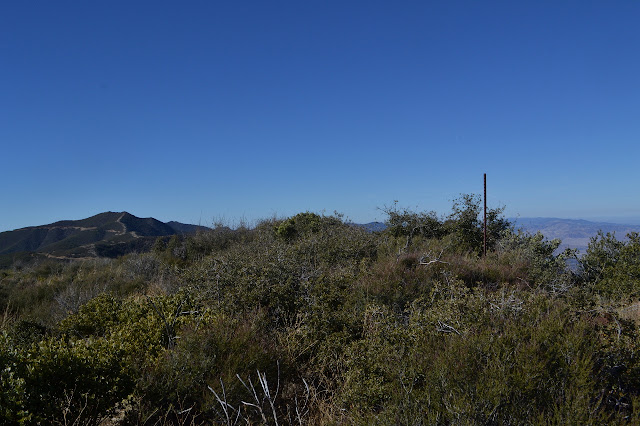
[2,1,639,231]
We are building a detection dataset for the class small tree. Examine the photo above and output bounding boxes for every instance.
[445,194,509,254]
[381,202,444,251]
[382,195,510,255]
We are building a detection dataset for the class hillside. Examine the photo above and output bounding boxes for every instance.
[0,212,205,263]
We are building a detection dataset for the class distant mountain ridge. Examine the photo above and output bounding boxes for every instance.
[166,221,207,235]
[0,212,206,263]
[358,222,387,232]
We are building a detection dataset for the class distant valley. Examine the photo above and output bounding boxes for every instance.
[511,217,640,253]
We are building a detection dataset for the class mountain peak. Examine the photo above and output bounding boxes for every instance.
[0,212,206,263]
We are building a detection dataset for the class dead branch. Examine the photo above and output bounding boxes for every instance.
[419,249,449,266]
[436,320,461,335]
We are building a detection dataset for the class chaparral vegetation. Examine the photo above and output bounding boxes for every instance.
[2,195,640,424]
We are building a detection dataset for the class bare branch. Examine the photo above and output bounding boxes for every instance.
[436,320,461,335]
[419,249,449,266]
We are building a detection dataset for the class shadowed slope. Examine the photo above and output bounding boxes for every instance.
[0,212,203,260]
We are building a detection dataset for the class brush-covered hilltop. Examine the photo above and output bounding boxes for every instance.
[2,196,640,424]
[0,212,205,266]
[3,211,637,266]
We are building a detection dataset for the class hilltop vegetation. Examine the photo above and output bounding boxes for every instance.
[2,195,640,424]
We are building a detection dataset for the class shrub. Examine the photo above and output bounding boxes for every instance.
[382,194,510,255]
[22,335,135,424]
[0,332,30,423]
[136,311,281,423]
[341,292,613,423]
[580,232,640,299]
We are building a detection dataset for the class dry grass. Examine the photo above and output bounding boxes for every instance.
[618,301,640,324]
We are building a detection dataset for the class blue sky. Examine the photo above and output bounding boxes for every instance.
[2,1,639,231]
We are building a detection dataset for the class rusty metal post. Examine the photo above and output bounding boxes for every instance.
[483,173,487,256]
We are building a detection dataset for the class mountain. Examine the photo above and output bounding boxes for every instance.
[0,212,205,264]
[166,221,209,235]
[511,217,640,253]
[357,222,387,232]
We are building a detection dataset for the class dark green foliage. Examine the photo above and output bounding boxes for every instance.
[342,293,610,423]
[8,320,49,348]
[445,193,510,254]
[0,251,47,270]
[22,336,135,424]
[0,332,30,423]
[94,237,156,258]
[580,231,625,283]
[138,312,280,423]
[382,202,444,244]
[58,293,123,337]
[275,212,341,241]
[580,231,640,299]
[184,225,251,259]
[0,324,135,424]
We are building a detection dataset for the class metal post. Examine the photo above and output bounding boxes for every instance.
[483,173,487,256]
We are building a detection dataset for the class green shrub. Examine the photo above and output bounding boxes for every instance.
[23,335,135,424]
[341,293,612,423]
[0,332,30,424]
[580,232,640,299]
[136,311,281,423]
[382,194,510,255]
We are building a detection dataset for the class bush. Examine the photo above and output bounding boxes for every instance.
[580,232,640,299]
[0,332,30,423]
[136,311,281,423]
[340,292,614,423]
[382,194,510,255]
[22,335,135,424]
